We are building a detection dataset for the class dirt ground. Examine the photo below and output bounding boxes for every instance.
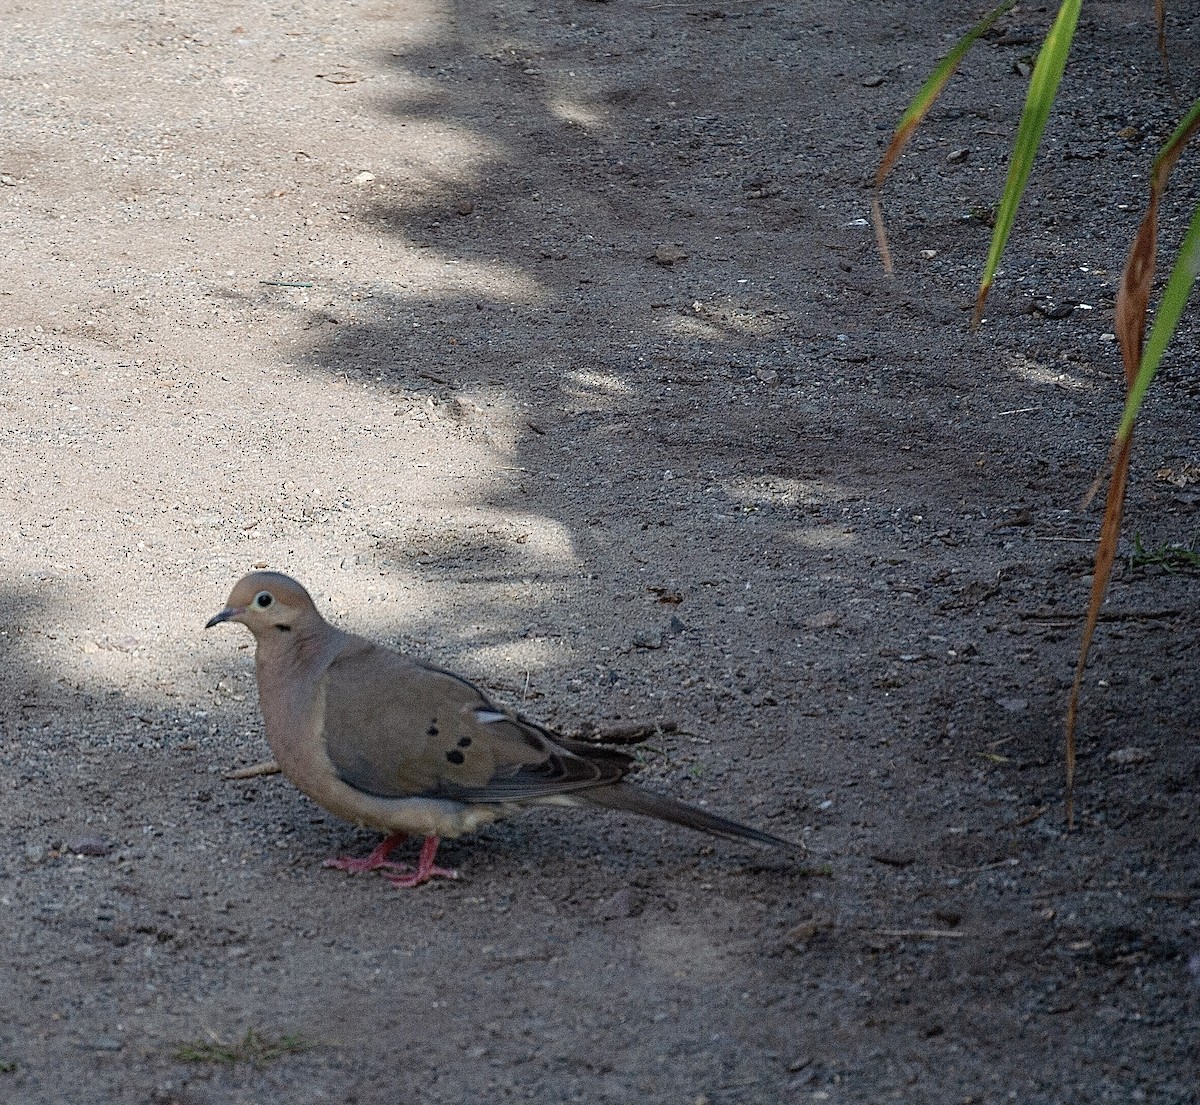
[1,0,1197,1101]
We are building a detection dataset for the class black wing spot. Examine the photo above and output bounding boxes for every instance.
[445,749,465,766]
[457,736,472,748]
[426,723,439,737]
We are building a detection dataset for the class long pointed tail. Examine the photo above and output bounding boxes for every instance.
[581,782,801,851]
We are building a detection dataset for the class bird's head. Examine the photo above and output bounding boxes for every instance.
[205,571,319,638]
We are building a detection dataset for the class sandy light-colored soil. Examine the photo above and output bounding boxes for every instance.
[1,0,1198,1101]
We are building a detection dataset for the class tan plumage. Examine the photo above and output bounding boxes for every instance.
[206,571,799,887]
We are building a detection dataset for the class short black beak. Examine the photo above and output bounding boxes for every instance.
[205,606,241,629]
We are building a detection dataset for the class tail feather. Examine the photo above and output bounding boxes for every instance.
[580,782,801,851]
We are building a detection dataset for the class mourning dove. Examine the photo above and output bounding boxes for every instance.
[206,571,799,887]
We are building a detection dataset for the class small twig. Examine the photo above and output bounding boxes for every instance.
[950,857,1019,875]
[874,928,967,939]
[416,369,451,385]
[224,760,281,780]
[997,406,1042,416]
[1150,890,1198,903]
[1019,608,1181,623]
[974,750,1011,764]
[1011,805,1049,828]
[570,720,680,745]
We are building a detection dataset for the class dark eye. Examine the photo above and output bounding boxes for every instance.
[254,591,274,608]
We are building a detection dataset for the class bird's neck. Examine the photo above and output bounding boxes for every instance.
[254,622,344,733]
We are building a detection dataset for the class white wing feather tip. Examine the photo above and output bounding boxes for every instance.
[473,709,509,725]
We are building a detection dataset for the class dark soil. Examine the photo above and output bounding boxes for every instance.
[1,1,1197,1102]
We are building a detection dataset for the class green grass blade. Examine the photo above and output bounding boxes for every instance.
[872,0,1016,274]
[973,0,1082,325]
[1116,199,1200,442]
[875,0,1016,188]
[1151,94,1200,182]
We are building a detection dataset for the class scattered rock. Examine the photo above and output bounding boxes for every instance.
[740,172,782,198]
[871,851,915,868]
[997,697,1028,713]
[647,586,683,605]
[804,610,840,630]
[784,916,831,949]
[941,580,999,610]
[653,243,689,266]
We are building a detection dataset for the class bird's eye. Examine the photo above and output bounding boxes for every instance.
[254,591,274,608]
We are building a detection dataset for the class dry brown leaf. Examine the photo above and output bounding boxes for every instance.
[1064,101,1200,827]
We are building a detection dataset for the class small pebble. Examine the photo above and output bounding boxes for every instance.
[68,836,114,857]
[1106,746,1151,766]
[871,851,915,868]
[653,243,688,266]
[598,888,641,919]
[631,630,664,650]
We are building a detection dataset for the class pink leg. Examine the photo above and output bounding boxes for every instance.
[383,835,459,889]
[322,832,411,875]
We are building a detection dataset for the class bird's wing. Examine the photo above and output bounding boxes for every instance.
[319,641,632,803]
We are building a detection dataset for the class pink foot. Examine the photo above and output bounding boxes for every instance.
[383,835,459,889]
[323,832,412,876]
